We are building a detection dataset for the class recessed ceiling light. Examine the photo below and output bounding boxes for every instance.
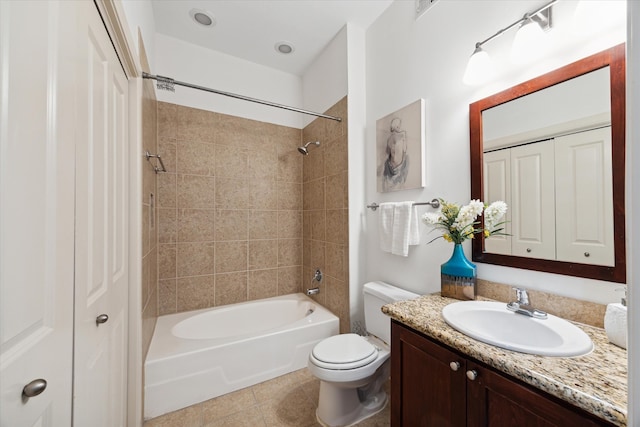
[275,41,295,55]
[189,9,215,27]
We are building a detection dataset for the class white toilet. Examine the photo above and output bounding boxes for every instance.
[307,281,419,426]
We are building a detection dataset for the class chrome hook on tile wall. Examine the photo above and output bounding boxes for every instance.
[145,151,167,174]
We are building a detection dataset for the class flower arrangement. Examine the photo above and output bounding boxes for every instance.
[421,199,507,244]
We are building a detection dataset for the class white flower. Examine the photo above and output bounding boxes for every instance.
[421,212,443,225]
[453,199,484,232]
[484,201,507,229]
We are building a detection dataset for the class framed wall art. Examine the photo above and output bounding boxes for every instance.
[376,99,426,192]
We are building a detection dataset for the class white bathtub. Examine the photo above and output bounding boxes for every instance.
[144,293,339,419]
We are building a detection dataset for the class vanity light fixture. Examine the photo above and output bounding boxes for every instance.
[463,0,556,85]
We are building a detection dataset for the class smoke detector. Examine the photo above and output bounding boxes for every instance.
[275,41,295,55]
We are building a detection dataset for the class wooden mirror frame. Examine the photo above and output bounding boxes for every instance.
[469,43,626,283]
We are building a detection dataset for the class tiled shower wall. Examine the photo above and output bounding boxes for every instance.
[155,103,305,314]
[141,38,158,360]
[302,97,350,334]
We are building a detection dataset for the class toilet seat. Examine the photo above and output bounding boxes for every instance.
[311,333,378,370]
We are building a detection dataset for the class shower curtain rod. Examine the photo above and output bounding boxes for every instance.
[141,72,342,122]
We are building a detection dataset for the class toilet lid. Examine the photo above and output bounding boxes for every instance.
[312,334,377,369]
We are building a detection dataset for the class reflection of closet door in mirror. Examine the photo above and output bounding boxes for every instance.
[555,127,613,266]
[483,150,511,255]
[511,140,556,260]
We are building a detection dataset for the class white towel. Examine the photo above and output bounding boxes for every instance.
[391,201,420,256]
[378,202,395,253]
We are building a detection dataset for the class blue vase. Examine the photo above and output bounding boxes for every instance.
[440,243,477,300]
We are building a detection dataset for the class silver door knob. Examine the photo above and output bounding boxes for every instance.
[96,314,109,325]
[466,370,478,381]
[22,379,47,398]
[449,361,460,371]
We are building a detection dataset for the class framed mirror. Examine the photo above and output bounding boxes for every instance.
[469,44,626,283]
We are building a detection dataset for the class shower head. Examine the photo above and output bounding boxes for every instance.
[298,141,320,155]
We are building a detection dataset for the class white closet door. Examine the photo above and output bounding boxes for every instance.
[510,140,556,260]
[555,127,614,266]
[483,149,512,255]
[0,1,76,425]
[73,2,129,426]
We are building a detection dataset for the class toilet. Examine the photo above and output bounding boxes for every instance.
[307,281,419,426]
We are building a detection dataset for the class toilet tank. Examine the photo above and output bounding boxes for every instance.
[363,281,419,345]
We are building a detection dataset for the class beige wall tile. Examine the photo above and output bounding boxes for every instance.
[248,210,278,239]
[325,242,345,281]
[248,269,278,300]
[215,241,248,273]
[177,174,216,209]
[325,275,350,335]
[248,148,277,180]
[325,173,347,210]
[176,105,217,144]
[215,272,247,306]
[142,285,157,361]
[277,151,302,182]
[310,240,326,271]
[178,209,215,242]
[142,254,150,310]
[157,172,177,208]
[142,203,150,256]
[278,239,302,267]
[325,209,346,244]
[215,144,248,178]
[277,211,302,239]
[303,178,325,211]
[215,177,248,209]
[215,209,248,241]
[302,239,311,268]
[176,275,215,312]
[301,117,325,146]
[278,266,301,295]
[158,279,177,315]
[309,210,326,241]
[158,243,176,279]
[324,136,348,178]
[177,140,216,176]
[302,146,324,182]
[277,182,302,210]
[176,242,215,277]
[248,240,278,270]
[158,208,177,244]
[157,102,177,141]
[158,137,176,173]
[217,114,260,147]
[248,179,278,210]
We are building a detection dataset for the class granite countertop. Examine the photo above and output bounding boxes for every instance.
[383,294,628,426]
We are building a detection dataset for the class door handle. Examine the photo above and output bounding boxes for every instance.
[22,379,47,398]
[96,314,109,325]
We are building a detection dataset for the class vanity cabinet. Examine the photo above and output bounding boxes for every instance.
[391,321,614,427]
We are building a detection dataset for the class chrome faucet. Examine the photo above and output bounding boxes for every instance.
[506,287,548,319]
[306,269,323,296]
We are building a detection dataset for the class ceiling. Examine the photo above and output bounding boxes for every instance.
[151,0,394,76]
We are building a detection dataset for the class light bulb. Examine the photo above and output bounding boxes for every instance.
[511,18,547,64]
[463,46,493,86]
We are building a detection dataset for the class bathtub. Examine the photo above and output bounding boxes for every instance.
[144,293,339,419]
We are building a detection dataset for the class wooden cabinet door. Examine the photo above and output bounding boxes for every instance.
[391,322,466,427]
[465,361,612,427]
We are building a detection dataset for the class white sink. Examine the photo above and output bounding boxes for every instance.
[441,301,593,357]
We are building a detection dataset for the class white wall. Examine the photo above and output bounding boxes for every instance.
[363,0,626,302]
[301,26,348,127]
[120,0,156,71]
[154,34,304,128]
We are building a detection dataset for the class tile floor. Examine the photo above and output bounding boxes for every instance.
[143,368,390,427]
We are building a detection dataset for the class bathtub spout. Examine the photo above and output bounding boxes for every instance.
[307,287,320,296]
